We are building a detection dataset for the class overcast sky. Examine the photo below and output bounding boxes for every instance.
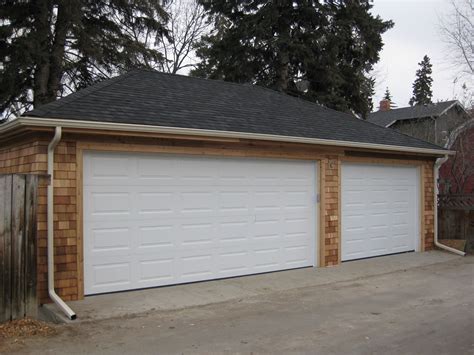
[371,0,460,110]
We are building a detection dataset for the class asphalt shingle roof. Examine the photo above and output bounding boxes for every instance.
[26,69,444,151]
[368,100,459,128]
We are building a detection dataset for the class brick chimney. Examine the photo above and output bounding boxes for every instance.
[379,99,391,111]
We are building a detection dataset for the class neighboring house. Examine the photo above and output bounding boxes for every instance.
[0,70,450,309]
[368,100,469,146]
[439,119,474,194]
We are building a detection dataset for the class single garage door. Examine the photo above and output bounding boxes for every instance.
[341,163,420,261]
[84,152,317,295]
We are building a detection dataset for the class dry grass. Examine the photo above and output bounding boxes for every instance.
[0,318,56,339]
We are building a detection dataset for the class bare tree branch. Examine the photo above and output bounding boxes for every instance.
[439,0,474,95]
[158,0,210,74]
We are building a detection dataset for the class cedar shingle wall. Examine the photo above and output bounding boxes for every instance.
[423,162,435,250]
[323,157,340,266]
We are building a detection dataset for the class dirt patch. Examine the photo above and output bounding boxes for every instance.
[0,318,56,339]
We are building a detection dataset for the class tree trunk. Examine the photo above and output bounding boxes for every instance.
[32,0,52,107]
[45,1,71,104]
[276,49,289,92]
[275,6,290,92]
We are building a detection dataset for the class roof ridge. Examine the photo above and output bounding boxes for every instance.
[138,68,332,110]
[370,100,458,115]
[137,68,262,90]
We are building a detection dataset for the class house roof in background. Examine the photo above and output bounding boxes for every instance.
[368,100,462,128]
[24,69,444,151]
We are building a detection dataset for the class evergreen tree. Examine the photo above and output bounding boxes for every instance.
[192,1,393,118]
[409,55,433,106]
[383,87,392,101]
[0,0,169,118]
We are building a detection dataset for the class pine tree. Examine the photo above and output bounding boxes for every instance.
[409,55,433,106]
[0,0,169,118]
[192,1,393,118]
[383,87,392,101]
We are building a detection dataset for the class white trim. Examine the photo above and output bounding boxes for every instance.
[438,100,465,117]
[385,120,398,128]
[0,116,454,156]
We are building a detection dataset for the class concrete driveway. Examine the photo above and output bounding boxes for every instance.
[2,251,473,354]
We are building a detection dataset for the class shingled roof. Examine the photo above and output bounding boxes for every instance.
[368,100,461,128]
[26,69,444,151]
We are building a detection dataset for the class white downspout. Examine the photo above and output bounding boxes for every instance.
[47,126,77,320]
[434,155,466,256]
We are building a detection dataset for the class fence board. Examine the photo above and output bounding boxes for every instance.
[24,176,38,318]
[0,175,12,322]
[439,208,474,252]
[11,175,26,320]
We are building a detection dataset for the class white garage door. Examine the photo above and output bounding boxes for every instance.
[83,152,317,295]
[341,163,420,261]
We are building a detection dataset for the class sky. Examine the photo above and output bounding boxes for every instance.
[371,0,462,110]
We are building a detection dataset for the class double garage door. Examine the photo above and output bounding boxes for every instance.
[84,152,317,295]
[83,152,420,295]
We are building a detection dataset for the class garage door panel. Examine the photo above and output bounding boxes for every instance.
[136,191,175,215]
[218,218,250,243]
[217,254,249,276]
[137,224,176,250]
[283,245,312,266]
[89,226,131,252]
[84,152,317,295]
[137,258,175,286]
[179,253,214,281]
[369,236,390,253]
[85,155,133,182]
[342,163,419,261]
[88,191,132,217]
[87,259,132,294]
[85,220,133,252]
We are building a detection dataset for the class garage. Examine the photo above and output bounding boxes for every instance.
[1,69,452,310]
[341,163,420,261]
[83,151,317,295]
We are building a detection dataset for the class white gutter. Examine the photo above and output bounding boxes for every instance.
[47,126,77,320]
[434,155,466,256]
[0,116,455,156]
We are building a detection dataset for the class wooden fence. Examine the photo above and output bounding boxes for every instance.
[0,174,38,322]
[438,194,474,253]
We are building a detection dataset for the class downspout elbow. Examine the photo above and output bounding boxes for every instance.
[47,126,77,320]
[434,155,466,256]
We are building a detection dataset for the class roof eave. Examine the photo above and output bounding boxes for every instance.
[0,116,455,156]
